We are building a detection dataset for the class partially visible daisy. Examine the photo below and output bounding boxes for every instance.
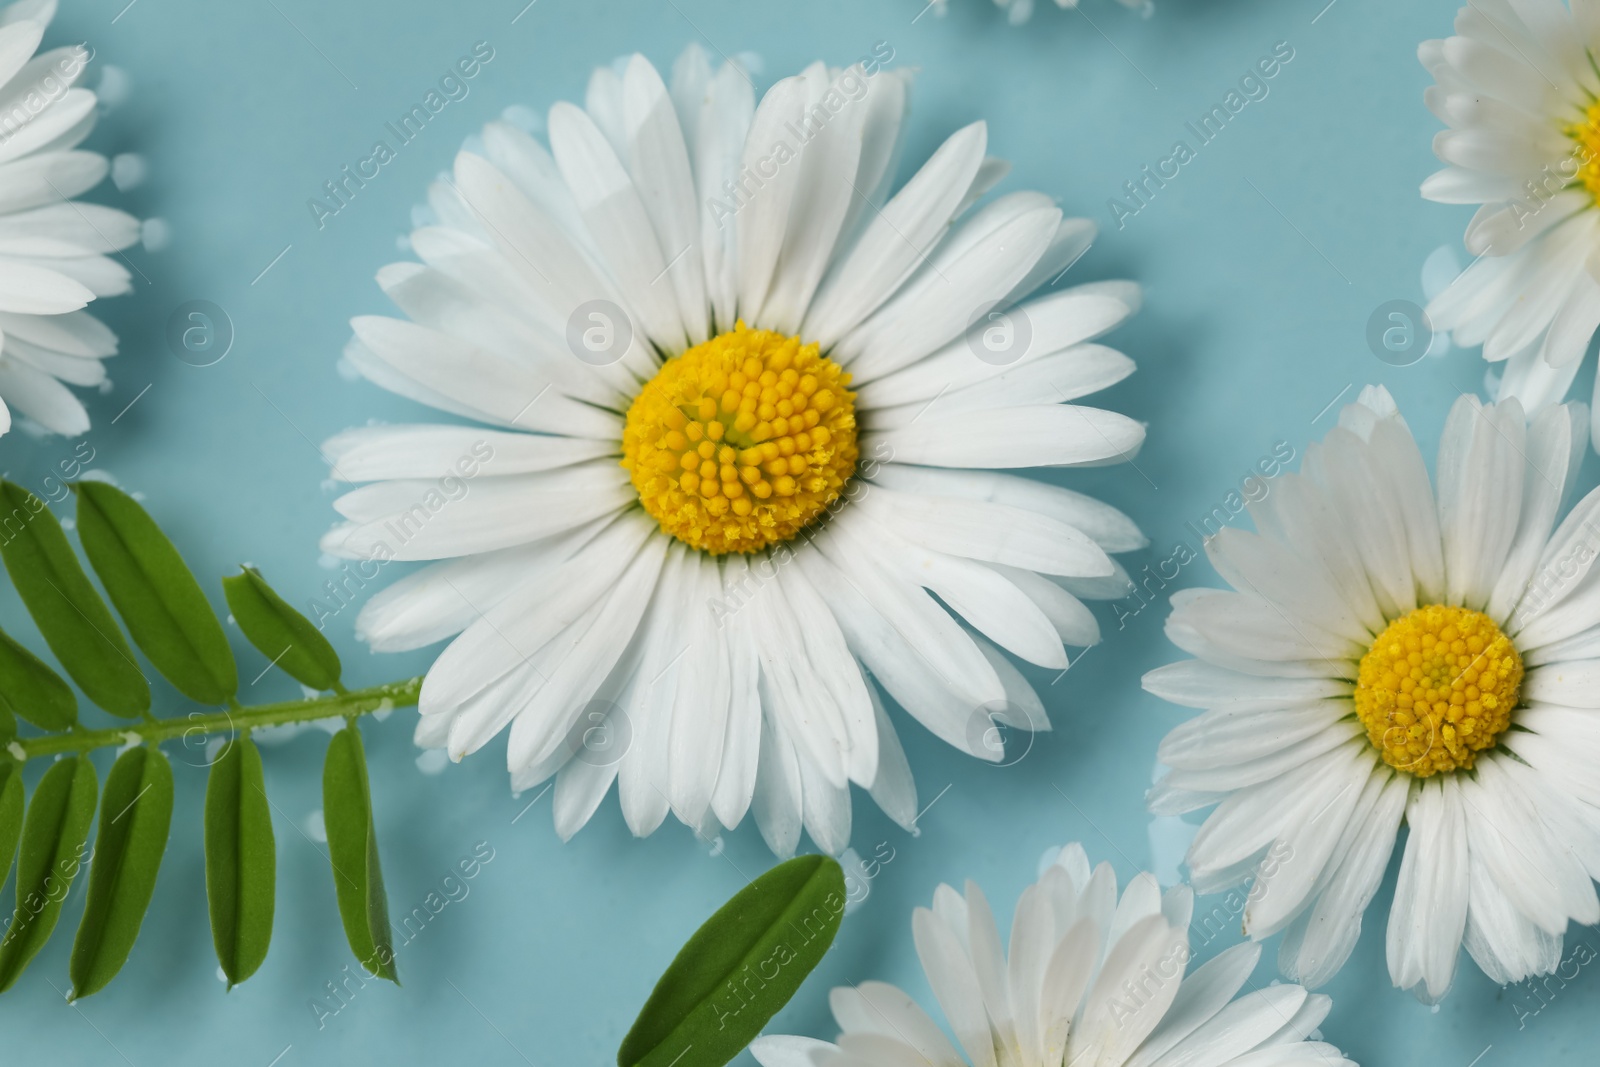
[1420,0,1600,441]
[929,0,1152,25]
[1145,386,1600,1002]
[324,46,1148,856]
[0,0,139,437]
[751,842,1355,1067]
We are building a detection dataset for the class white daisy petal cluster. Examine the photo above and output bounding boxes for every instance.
[751,842,1354,1067]
[1421,0,1600,437]
[1145,385,1600,1002]
[0,0,138,437]
[929,0,1152,27]
[325,46,1148,855]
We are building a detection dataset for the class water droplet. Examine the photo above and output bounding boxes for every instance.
[111,153,146,192]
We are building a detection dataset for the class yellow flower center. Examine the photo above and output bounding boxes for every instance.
[620,323,858,554]
[1353,605,1522,777]
[1564,99,1600,204]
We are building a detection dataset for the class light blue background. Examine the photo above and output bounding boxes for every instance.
[0,0,1591,1063]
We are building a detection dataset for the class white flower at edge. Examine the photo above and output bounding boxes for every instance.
[929,0,1153,26]
[751,842,1355,1067]
[323,46,1149,857]
[0,0,139,437]
[1420,0,1600,446]
[1145,385,1600,1003]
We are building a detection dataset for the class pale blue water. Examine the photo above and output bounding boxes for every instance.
[0,0,1589,1064]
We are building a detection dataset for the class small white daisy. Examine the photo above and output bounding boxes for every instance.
[929,0,1152,26]
[750,842,1355,1067]
[1419,0,1600,440]
[1145,385,1600,1002]
[324,47,1148,855]
[0,0,139,437]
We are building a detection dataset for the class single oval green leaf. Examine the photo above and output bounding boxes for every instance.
[0,625,77,732]
[618,854,847,1067]
[0,481,148,718]
[0,755,98,992]
[74,482,237,706]
[322,723,395,983]
[223,567,341,691]
[205,734,275,987]
[69,746,174,998]
[0,762,22,891]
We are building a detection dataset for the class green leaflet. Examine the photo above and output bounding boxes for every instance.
[223,567,341,691]
[322,723,396,983]
[0,627,76,731]
[0,763,22,890]
[0,481,148,718]
[205,735,275,987]
[618,855,847,1067]
[74,482,238,706]
[0,755,98,992]
[70,746,174,998]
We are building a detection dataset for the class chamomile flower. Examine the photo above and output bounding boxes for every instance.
[1421,0,1600,440]
[0,0,139,437]
[323,46,1148,855]
[750,842,1354,1067]
[1145,386,1600,1002]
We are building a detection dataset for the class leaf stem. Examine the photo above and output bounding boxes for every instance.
[10,677,424,762]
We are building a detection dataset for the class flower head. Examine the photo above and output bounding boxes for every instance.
[1421,0,1600,444]
[324,46,1148,856]
[0,0,139,437]
[1146,385,1600,1002]
[752,843,1354,1067]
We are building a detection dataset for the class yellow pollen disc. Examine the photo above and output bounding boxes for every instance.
[1565,100,1600,204]
[620,322,858,554]
[1353,604,1522,777]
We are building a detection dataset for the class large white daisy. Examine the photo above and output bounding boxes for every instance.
[323,46,1148,855]
[0,0,139,437]
[1419,0,1600,440]
[1144,386,1600,1002]
[750,842,1355,1067]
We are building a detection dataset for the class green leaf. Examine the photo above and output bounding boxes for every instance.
[0,755,98,992]
[74,482,237,706]
[0,626,76,731]
[223,567,341,691]
[0,762,22,891]
[205,734,275,987]
[618,855,847,1067]
[0,481,148,718]
[69,746,174,997]
[322,723,395,982]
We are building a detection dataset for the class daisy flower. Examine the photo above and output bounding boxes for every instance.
[323,46,1148,855]
[928,0,1152,27]
[1419,0,1600,441]
[0,0,139,437]
[1144,385,1600,1002]
[750,842,1355,1067]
